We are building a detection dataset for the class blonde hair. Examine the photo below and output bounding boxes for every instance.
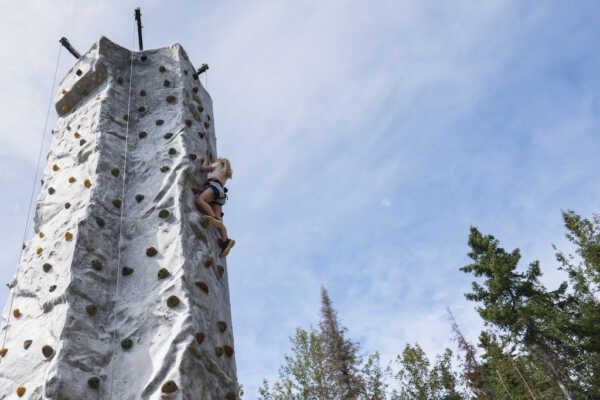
[218,158,232,179]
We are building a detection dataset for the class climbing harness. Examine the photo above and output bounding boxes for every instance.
[0,42,63,359]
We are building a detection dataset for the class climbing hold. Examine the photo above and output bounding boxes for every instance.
[146,247,158,257]
[117,77,124,85]
[52,164,59,171]
[225,392,237,400]
[42,345,54,358]
[23,340,32,350]
[49,285,57,292]
[95,217,105,228]
[65,202,71,209]
[204,258,213,268]
[166,295,180,308]
[189,154,197,160]
[68,176,76,183]
[0,348,8,357]
[163,80,170,87]
[184,70,188,75]
[39,232,45,238]
[48,187,55,195]
[74,132,81,138]
[224,345,234,357]
[111,168,120,177]
[160,166,169,173]
[161,381,178,394]
[195,332,205,344]
[16,387,26,397]
[37,248,43,255]
[156,119,164,126]
[185,119,192,127]
[88,376,100,389]
[140,89,147,96]
[168,148,176,155]
[198,105,204,113]
[85,304,97,316]
[192,87,198,93]
[139,131,147,139]
[76,69,82,76]
[91,260,103,271]
[166,95,176,104]
[191,188,199,195]
[43,263,52,272]
[13,308,21,318]
[61,89,67,94]
[207,114,211,121]
[158,209,170,219]
[122,266,134,276]
[140,54,147,62]
[135,194,145,203]
[217,321,227,333]
[159,65,166,72]
[215,347,224,357]
[121,338,133,350]
[61,105,69,112]
[138,106,146,113]
[84,179,92,188]
[216,265,225,279]
[204,122,210,129]
[164,132,173,139]
[123,114,129,121]
[65,232,73,241]
[80,139,86,146]
[198,132,205,139]
[195,281,209,294]
[157,268,170,279]
[112,199,122,208]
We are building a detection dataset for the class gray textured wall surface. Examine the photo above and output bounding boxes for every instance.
[0,37,238,400]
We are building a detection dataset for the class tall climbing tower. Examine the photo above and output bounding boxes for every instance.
[0,36,238,399]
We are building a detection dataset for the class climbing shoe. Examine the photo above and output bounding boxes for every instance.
[219,238,235,257]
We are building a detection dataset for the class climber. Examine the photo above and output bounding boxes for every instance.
[195,153,235,257]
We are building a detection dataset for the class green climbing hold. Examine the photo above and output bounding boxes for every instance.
[140,89,147,96]
[164,132,173,139]
[198,131,205,139]
[111,168,120,177]
[117,77,124,85]
[216,265,225,279]
[166,295,180,308]
[185,119,192,127]
[168,148,176,155]
[160,166,169,173]
[112,199,122,208]
[166,95,176,104]
[49,285,57,292]
[65,202,71,209]
[156,119,164,126]
[80,139,86,146]
[122,266,134,276]
[139,131,147,139]
[42,345,54,358]
[43,263,52,273]
[198,105,204,113]
[140,54,147,62]
[95,217,105,228]
[157,268,170,279]
[225,391,237,400]
[217,321,227,333]
[215,346,224,357]
[161,380,178,394]
[163,80,170,87]
[138,106,146,113]
[88,376,100,389]
[146,247,158,257]
[135,194,145,203]
[121,338,133,350]
[204,122,210,129]
[158,209,170,219]
[123,114,129,121]
[159,65,166,73]
[184,70,188,75]
[23,340,32,350]
[91,260,103,271]
[86,304,97,316]
[48,187,55,195]
[189,154,197,160]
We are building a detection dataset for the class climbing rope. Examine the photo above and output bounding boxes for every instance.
[108,25,136,399]
[0,42,63,358]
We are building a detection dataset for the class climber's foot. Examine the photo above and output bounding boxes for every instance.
[200,215,222,229]
[219,238,235,257]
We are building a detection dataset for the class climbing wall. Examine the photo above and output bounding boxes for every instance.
[0,37,238,400]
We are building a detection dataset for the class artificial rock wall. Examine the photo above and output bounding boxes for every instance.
[0,37,238,400]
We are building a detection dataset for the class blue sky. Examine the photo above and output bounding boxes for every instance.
[1,1,599,396]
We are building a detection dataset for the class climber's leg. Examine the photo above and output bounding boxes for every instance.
[195,188,216,218]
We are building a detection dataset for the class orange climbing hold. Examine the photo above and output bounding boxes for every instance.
[84,179,92,188]
[65,232,73,241]
[39,232,45,238]
[13,308,21,318]
[74,132,81,138]
[195,281,209,294]
[0,348,7,357]
[52,164,59,171]
[16,386,26,397]
[68,177,76,183]
[61,105,69,112]
[36,248,43,255]
[224,345,234,357]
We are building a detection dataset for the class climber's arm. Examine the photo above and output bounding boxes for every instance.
[199,156,214,172]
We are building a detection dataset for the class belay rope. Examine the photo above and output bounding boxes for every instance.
[108,24,136,399]
[0,42,63,360]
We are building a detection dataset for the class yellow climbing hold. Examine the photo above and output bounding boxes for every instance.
[36,248,43,255]
[0,348,7,357]
[61,105,69,112]
[84,179,92,188]
[16,386,26,397]
[74,132,80,138]
[39,232,45,238]
[52,164,59,171]
[13,308,21,318]
[65,232,73,241]
[68,177,76,183]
